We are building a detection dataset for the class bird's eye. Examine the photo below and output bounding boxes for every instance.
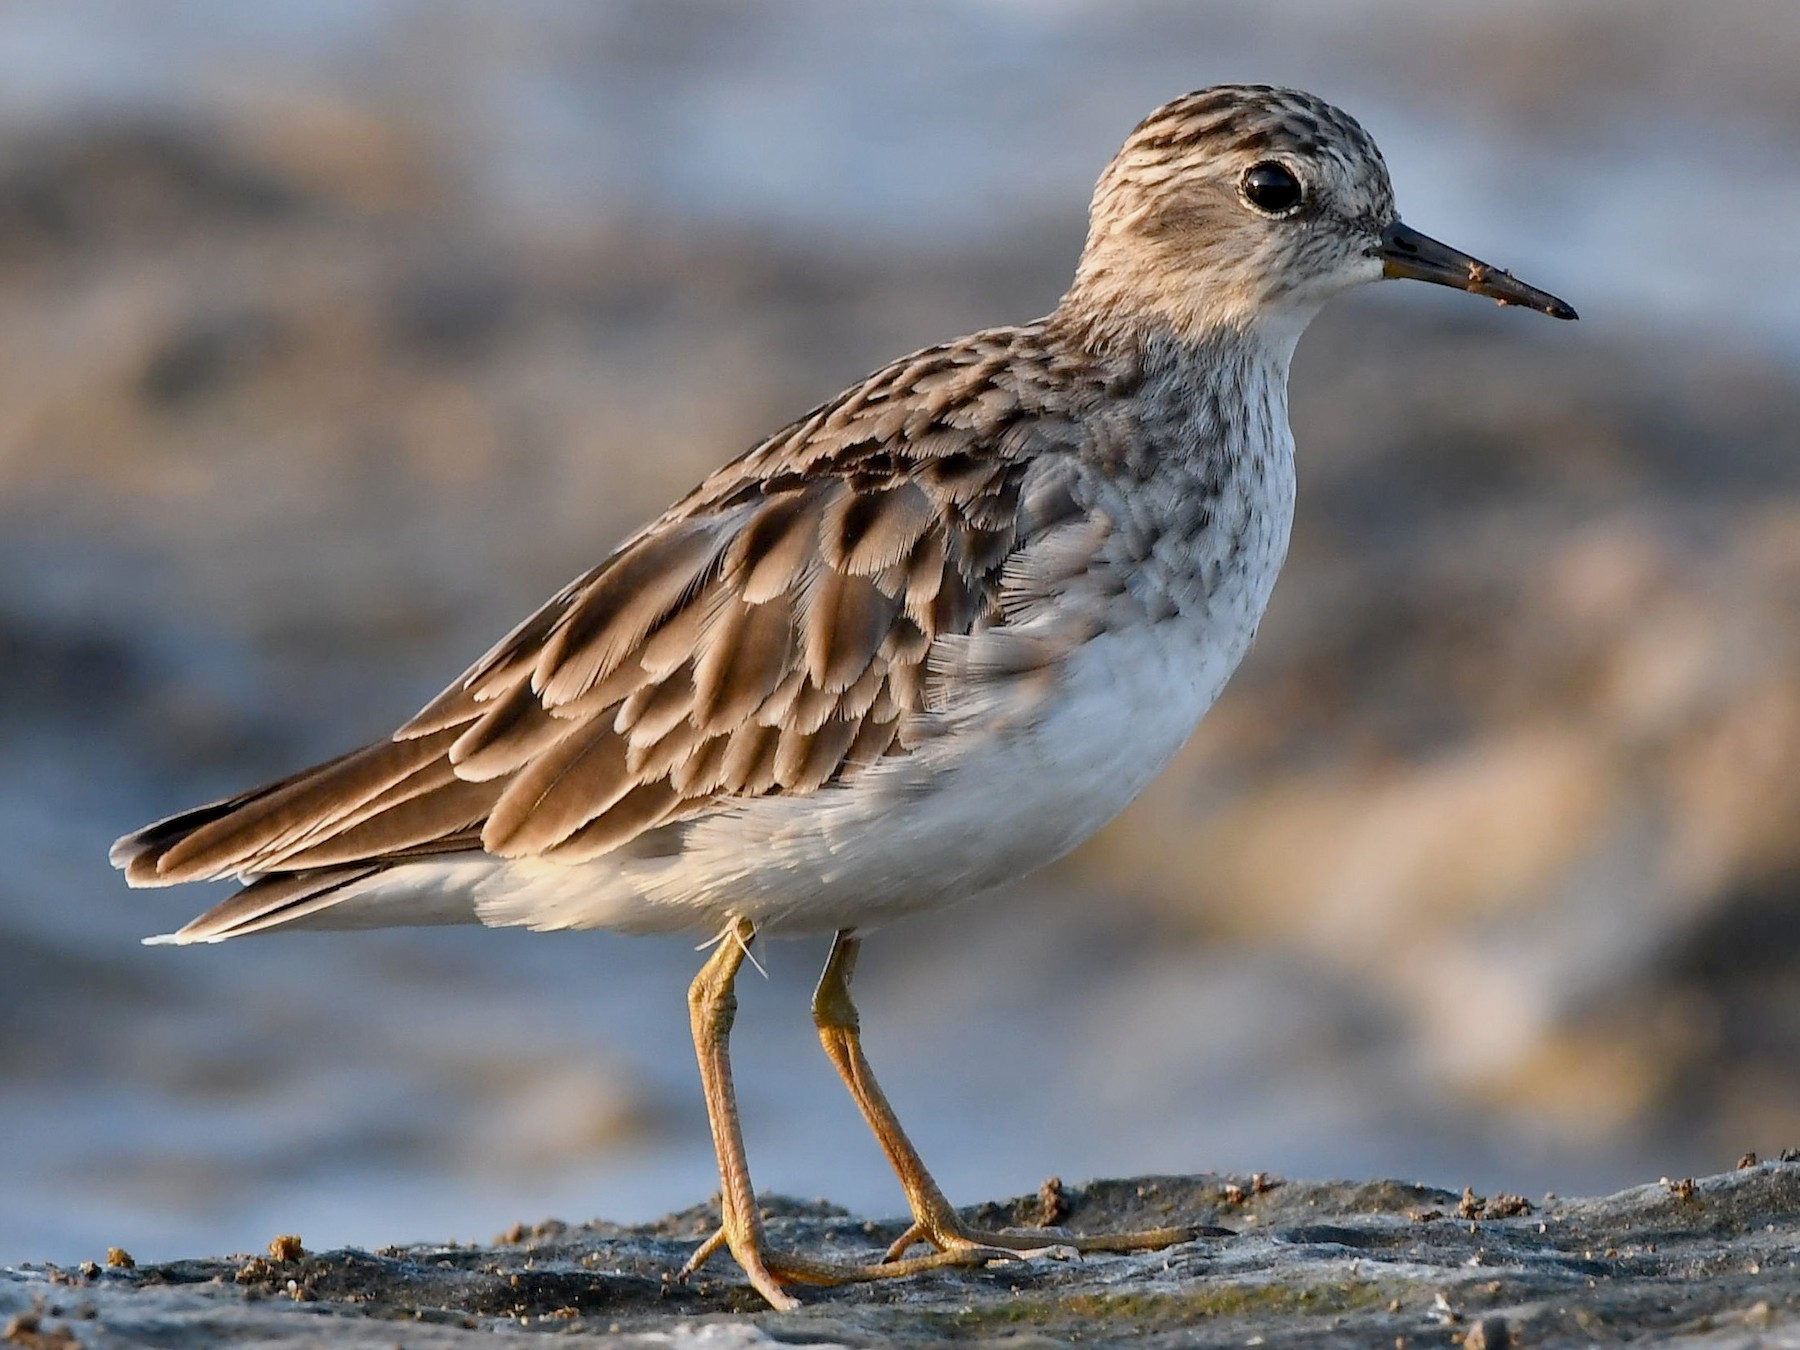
[1241,162,1304,215]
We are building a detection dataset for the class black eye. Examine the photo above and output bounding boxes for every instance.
[1241,162,1303,215]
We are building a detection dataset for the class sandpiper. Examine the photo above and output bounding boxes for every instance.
[112,85,1574,1308]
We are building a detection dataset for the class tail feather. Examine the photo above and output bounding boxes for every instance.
[142,853,490,944]
[144,866,384,944]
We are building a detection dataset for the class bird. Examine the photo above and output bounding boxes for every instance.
[111,85,1575,1309]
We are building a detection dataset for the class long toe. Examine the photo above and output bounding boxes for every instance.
[891,1218,1214,1262]
[769,1244,1010,1288]
[676,1227,730,1282]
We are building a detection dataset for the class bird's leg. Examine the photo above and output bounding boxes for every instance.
[678,917,1002,1308]
[810,929,965,1257]
[812,929,1204,1263]
[679,916,798,1308]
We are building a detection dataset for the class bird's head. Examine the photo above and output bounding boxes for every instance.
[1064,85,1575,347]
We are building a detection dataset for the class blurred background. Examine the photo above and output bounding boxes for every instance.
[4,0,1799,1268]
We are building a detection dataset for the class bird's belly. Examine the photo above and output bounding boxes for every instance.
[798,618,1237,924]
[494,610,1257,937]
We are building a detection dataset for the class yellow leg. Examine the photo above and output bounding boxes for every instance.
[680,917,798,1308]
[677,918,1000,1309]
[812,929,1203,1263]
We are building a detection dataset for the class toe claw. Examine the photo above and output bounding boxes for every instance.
[882,1221,927,1263]
[677,1226,729,1282]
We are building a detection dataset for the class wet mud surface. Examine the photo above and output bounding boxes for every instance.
[6,1163,1798,1347]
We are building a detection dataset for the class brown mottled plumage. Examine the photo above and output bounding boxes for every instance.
[114,319,1134,926]
[111,86,1574,1307]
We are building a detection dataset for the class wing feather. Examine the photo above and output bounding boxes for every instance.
[149,730,459,883]
[670,733,733,795]
[534,517,734,708]
[802,569,901,693]
[449,680,577,782]
[692,594,794,732]
[482,720,633,856]
[616,666,699,749]
[734,486,831,604]
[545,781,686,863]
[265,775,498,870]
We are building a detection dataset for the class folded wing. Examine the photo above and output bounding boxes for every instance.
[112,332,1066,903]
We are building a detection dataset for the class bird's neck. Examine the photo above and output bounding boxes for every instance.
[1048,284,1312,386]
[1034,302,1298,502]
[1045,303,1300,469]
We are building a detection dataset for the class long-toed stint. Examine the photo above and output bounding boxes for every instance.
[112,86,1575,1308]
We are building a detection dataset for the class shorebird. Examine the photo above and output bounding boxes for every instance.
[112,85,1574,1308]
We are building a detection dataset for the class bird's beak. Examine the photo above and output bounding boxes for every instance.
[1380,220,1577,320]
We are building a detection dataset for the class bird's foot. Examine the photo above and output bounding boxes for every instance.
[679,1223,1011,1309]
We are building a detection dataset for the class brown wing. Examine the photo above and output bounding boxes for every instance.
[113,327,1081,888]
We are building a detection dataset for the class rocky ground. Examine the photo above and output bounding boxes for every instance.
[6,1163,1799,1347]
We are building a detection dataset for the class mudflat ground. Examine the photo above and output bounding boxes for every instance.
[6,1162,1798,1347]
